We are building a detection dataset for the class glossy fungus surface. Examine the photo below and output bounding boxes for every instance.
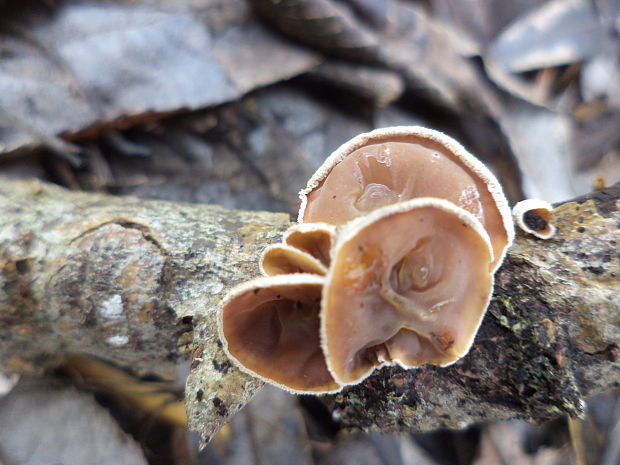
[513,199,556,239]
[219,274,340,393]
[321,198,494,385]
[300,127,513,271]
[283,222,336,268]
[261,244,328,276]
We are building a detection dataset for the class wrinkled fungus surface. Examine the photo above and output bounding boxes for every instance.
[304,142,483,223]
[283,223,336,268]
[322,199,494,385]
[300,130,513,272]
[219,127,514,394]
[219,275,340,393]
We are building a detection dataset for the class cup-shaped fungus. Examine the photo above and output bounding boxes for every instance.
[283,222,336,268]
[218,274,341,394]
[512,199,557,240]
[321,198,495,385]
[261,244,328,276]
[299,126,513,271]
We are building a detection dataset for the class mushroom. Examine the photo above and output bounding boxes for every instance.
[218,274,341,394]
[321,198,494,385]
[283,222,336,268]
[219,127,514,392]
[299,126,513,272]
[260,244,328,276]
[512,199,556,240]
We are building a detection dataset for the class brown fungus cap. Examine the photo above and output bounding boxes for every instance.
[260,244,328,276]
[218,274,341,394]
[321,198,494,385]
[283,222,337,268]
[512,199,557,240]
[299,126,514,272]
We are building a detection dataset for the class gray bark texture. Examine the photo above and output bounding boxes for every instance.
[0,177,289,441]
[0,177,618,444]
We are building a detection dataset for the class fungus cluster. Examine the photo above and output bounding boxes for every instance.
[218,126,515,394]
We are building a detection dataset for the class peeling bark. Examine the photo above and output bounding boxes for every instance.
[0,178,618,444]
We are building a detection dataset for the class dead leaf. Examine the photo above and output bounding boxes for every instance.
[201,386,314,465]
[308,59,405,106]
[101,83,370,214]
[434,0,548,46]
[482,0,620,109]
[0,381,148,465]
[595,0,620,34]
[571,110,620,169]
[473,421,571,465]
[581,47,620,108]
[319,435,396,465]
[0,0,319,155]
[497,99,577,202]
[488,0,607,74]
[376,1,501,114]
[250,0,501,114]
[249,0,382,61]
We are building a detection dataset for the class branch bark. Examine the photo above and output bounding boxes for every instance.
[0,177,290,440]
[0,178,618,444]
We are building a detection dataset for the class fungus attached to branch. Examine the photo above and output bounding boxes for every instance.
[298,126,514,271]
[283,222,336,268]
[512,199,557,240]
[218,126,515,394]
[218,274,341,394]
[321,198,495,385]
[260,244,328,276]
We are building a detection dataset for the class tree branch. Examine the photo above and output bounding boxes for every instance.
[1,178,618,444]
[0,177,289,440]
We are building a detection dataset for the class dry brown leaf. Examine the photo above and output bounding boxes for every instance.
[249,0,381,61]
[488,0,606,74]
[0,0,319,156]
[250,0,501,114]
